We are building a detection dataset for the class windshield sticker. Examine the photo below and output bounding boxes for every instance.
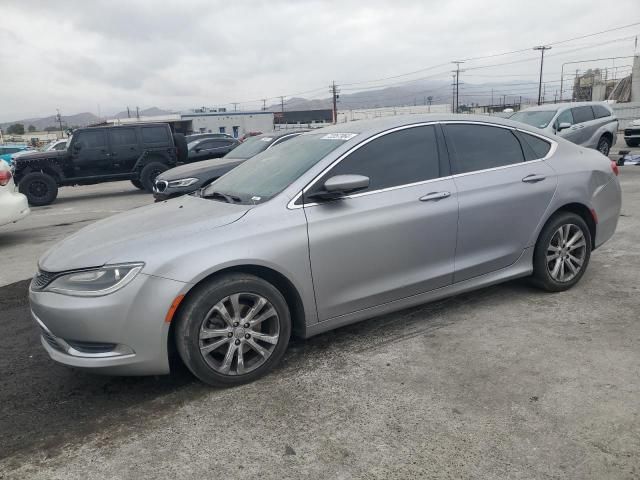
[320,133,357,140]
[261,137,273,142]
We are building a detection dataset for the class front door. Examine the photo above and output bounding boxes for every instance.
[70,129,111,176]
[443,123,557,282]
[108,127,141,173]
[304,125,458,321]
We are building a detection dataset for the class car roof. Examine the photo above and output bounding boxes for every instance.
[298,114,547,137]
[257,130,309,139]
[518,102,612,112]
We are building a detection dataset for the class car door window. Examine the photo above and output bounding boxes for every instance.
[109,128,137,146]
[445,124,524,174]
[571,106,595,124]
[555,109,574,127]
[309,125,441,195]
[76,130,106,148]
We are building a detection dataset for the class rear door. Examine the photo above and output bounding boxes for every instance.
[71,129,111,176]
[108,127,140,173]
[570,106,596,146]
[304,124,458,320]
[443,122,557,282]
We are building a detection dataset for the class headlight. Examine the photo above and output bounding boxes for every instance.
[45,263,144,297]
[168,178,199,188]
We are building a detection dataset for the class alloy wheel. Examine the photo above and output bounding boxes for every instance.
[198,293,280,376]
[29,180,48,198]
[546,224,587,283]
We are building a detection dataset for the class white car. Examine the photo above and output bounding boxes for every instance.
[0,160,30,227]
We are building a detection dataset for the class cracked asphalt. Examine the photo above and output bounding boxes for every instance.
[0,164,638,479]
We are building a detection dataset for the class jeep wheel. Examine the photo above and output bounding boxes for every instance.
[19,172,58,206]
[139,162,168,192]
[131,179,144,190]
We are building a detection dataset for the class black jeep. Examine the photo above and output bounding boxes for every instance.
[13,123,187,206]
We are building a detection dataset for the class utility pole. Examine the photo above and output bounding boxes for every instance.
[427,96,433,113]
[452,61,464,113]
[330,81,340,124]
[136,106,140,119]
[451,74,456,113]
[533,45,552,105]
[232,102,239,112]
[56,109,63,137]
[127,106,131,118]
[262,99,267,111]
[279,96,285,114]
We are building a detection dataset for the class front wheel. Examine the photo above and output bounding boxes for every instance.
[175,273,291,387]
[531,212,592,292]
[18,172,59,206]
[131,179,144,190]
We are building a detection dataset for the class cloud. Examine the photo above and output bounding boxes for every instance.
[0,0,638,121]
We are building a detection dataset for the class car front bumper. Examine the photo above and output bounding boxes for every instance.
[29,272,189,375]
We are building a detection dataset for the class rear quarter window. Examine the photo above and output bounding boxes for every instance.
[141,126,170,145]
[592,105,611,119]
[515,131,551,160]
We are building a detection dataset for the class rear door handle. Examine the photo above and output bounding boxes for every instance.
[522,174,546,183]
[419,191,451,202]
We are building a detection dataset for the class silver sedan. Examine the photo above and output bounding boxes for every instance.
[29,115,621,386]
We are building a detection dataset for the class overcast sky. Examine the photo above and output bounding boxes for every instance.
[1,0,638,121]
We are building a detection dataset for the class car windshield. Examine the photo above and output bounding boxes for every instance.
[187,140,201,150]
[510,110,557,129]
[224,136,272,159]
[201,133,352,204]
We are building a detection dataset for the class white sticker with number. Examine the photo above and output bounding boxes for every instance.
[320,133,357,140]
[261,137,273,142]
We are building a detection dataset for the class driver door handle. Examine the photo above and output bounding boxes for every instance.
[419,191,451,202]
[522,174,546,183]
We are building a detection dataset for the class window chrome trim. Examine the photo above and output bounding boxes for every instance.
[287,120,558,210]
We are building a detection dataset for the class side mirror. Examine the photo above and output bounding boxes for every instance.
[557,122,571,131]
[307,174,370,201]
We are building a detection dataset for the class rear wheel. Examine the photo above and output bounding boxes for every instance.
[597,136,611,156]
[139,161,168,192]
[131,179,144,190]
[18,172,58,206]
[531,212,591,292]
[175,273,291,387]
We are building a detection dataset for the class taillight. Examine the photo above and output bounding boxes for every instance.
[0,170,12,186]
[610,161,619,176]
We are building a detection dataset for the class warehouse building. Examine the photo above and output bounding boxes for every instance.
[181,110,274,138]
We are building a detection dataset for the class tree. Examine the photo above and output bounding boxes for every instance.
[27,124,36,132]
[6,123,25,135]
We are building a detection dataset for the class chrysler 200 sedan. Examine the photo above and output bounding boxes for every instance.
[30,115,621,387]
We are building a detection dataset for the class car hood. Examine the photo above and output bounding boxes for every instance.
[14,150,66,162]
[158,158,244,181]
[38,195,250,272]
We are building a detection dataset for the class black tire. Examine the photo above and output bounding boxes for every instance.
[531,212,592,292]
[625,139,638,148]
[175,273,291,387]
[596,136,611,156]
[131,179,144,190]
[173,133,188,163]
[18,172,58,206]
[139,161,168,192]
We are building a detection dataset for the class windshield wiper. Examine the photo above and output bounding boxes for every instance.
[201,190,242,203]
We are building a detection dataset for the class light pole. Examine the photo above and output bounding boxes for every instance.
[533,46,551,105]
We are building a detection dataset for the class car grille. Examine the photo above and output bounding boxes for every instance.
[32,270,59,290]
[155,180,168,193]
[624,128,640,136]
[40,327,64,352]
